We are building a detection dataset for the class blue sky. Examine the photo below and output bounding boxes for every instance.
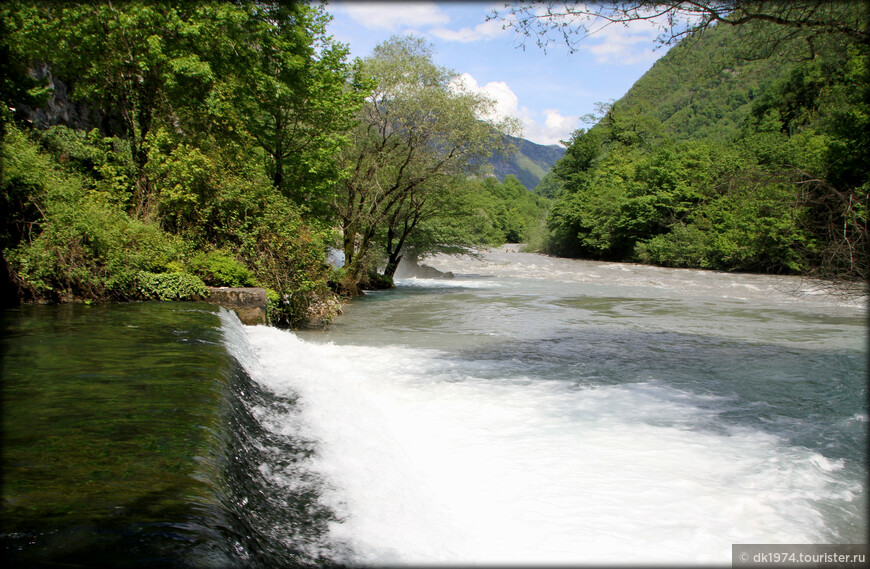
[324,1,676,146]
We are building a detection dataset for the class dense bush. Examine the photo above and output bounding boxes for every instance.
[3,126,188,301]
[636,175,812,272]
[186,250,256,288]
[136,271,209,301]
[1,122,334,322]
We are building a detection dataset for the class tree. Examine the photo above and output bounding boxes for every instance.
[4,2,227,216]
[334,36,518,292]
[380,175,506,275]
[3,2,363,219]
[491,1,869,56]
[1,1,366,324]
[738,45,869,283]
[209,2,369,212]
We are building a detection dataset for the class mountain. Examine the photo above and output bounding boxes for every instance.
[490,134,565,191]
[611,23,800,144]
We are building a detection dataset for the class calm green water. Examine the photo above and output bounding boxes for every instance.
[0,302,238,568]
[1,302,344,568]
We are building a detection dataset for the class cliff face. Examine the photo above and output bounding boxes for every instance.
[15,62,125,136]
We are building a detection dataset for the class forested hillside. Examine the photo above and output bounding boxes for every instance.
[613,25,800,144]
[490,134,565,191]
[542,5,868,286]
[0,2,546,324]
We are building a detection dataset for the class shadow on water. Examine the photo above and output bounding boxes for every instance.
[0,303,345,568]
[219,356,350,568]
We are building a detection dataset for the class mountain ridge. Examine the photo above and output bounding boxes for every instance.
[490,134,565,191]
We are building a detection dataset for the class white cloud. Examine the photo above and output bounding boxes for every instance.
[583,19,662,64]
[452,73,578,146]
[333,1,449,31]
[429,18,507,43]
[524,109,580,146]
[544,109,575,131]
[517,3,666,64]
[334,1,507,44]
[452,73,518,122]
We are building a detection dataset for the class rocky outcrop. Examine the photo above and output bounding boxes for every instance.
[205,287,267,325]
[394,253,454,279]
[16,62,126,135]
[412,263,454,279]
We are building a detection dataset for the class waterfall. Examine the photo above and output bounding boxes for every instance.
[226,312,864,565]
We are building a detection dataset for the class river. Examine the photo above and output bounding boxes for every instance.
[2,247,867,566]
[239,246,868,565]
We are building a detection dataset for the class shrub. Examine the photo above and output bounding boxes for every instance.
[635,175,813,273]
[3,124,188,301]
[136,271,209,301]
[186,249,256,287]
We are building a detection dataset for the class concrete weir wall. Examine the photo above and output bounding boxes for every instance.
[205,287,267,325]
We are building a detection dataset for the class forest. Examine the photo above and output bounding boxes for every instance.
[0,2,547,325]
[2,2,866,328]
[530,2,868,286]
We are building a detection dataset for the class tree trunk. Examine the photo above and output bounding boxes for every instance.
[382,208,419,280]
[272,112,286,193]
[339,228,368,296]
[273,157,283,192]
[383,253,402,279]
[131,77,156,219]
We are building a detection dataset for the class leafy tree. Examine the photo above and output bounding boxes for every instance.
[552,127,605,184]
[480,175,550,243]
[4,2,220,216]
[382,176,505,270]
[207,2,369,213]
[533,170,565,198]
[3,2,363,218]
[491,1,869,55]
[0,1,366,324]
[334,36,518,292]
[545,144,641,258]
[739,45,869,282]
[636,169,813,273]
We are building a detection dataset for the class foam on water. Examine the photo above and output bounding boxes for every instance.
[421,248,867,310]
[394,277,500,289]
[228,322,860,566]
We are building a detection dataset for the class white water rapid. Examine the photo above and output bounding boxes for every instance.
[222,247,867,566]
